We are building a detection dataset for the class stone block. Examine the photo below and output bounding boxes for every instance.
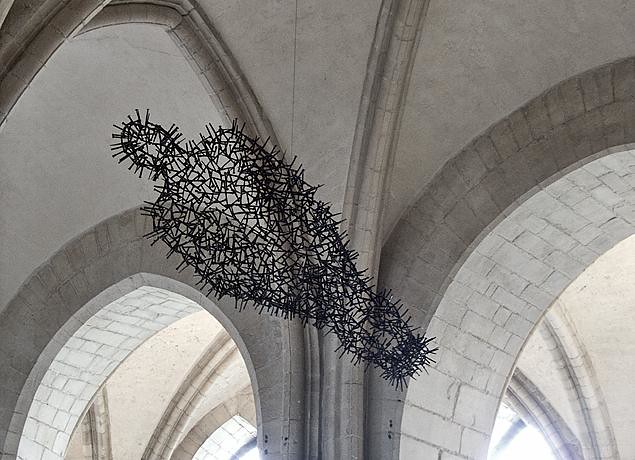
[540,270,571,297]
[601,216,633,241]
[613,58,635,101]
[573,197,614,226]
[492,286,526,313]
[441,160,471,199]
[548,207,589,235]
[503,313,532,337]
[436,348,477,382]
[445,199,482,245]
[399,436,439,460]
[519,214,548,234]
[489,120,518,159]
[508,110,533,148]
[429,173,459,212]
[558,78,586,122]
[473,135,502,169]
[460,427,489,458]
[600,171,631,194]
[455,149,488,189]
[489,326,512,351]
[36,404,56,426]
[465,184,501,227]
[453,385,497,433]
[522,139,561,183]
[436,297,468,328]
[407,368,458,419]
[593,65,614,107]
[480,169,516,211]
[499,153,537,198]
[558,185,587,207]
[514,231,554,259]
[523,96,552,139]
[591,185,623,207]
[461,311,494,342]
[539,224,578,252]
[569,244,599,265]
[580,70,602,111]
[494,220,523,242]
[545,86,567,126]
[403,405,461,451]
[49,251,74,285]
[614,203,635,225]
[491,241,552,285]
[544,250,585,279]
[488,348,515,376]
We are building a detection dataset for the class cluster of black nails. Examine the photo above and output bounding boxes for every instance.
[112,110,436,388]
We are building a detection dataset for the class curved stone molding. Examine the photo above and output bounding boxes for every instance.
[399,148,634,459]
[0,0,14,30]
[344,0,430,273]
[142,331,247,459]
[171,390,255,460]
[540,305,618,459]
[507,369,583,460]
[324,1,430,458]
[0,0,278,144]
[78,3,183,33]
[73,388,113,460]
[89,388,113,460]
[0,208,304,459]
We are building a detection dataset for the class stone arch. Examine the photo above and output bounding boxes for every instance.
[68,387,113,460]
[372,56,635,460]
[531,304,616,459]
[16,285,205,460]
[0,207,305,459]
[398,148,634,459]
[381,57,635,320]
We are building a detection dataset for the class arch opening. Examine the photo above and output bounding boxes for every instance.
[399,148,635,459]
[15,279,258,460]
[488,234,635,460]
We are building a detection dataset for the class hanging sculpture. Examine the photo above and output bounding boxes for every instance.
[111,110,436,388]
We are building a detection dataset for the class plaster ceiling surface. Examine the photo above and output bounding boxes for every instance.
[557,234,635,459]
[516,324,583,443]
[198,0,382,208]
[384,0,635,238]
[106,310,228,460]
[0,23,222,309]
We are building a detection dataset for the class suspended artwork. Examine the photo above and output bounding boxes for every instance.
[111,110,436,388]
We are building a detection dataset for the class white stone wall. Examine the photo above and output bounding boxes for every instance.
[17,286,201,460]
[401,149,635,459]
